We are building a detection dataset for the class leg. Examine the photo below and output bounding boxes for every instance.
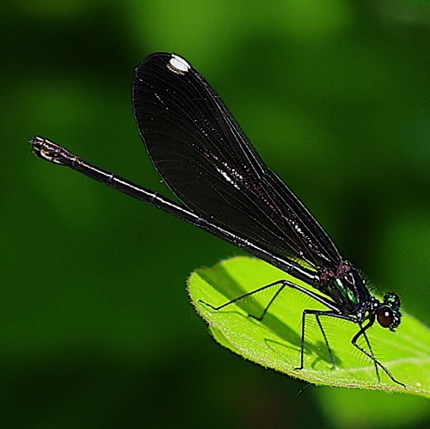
[200,279,289,321]
[296,309,349,371]
[200,277,342,321]
[351,322,405,387]
[357,321,380,382]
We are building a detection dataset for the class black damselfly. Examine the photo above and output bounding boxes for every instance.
[30,52,403,386]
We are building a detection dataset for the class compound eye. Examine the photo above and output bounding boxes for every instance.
[377,306,394,328]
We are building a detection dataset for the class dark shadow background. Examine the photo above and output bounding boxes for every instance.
[2,1,430,428]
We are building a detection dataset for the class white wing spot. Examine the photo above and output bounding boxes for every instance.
[167,54,191,75]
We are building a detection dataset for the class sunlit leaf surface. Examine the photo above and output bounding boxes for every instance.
[189,256,430,396]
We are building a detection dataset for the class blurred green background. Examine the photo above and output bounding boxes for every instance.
[3,1,430,428]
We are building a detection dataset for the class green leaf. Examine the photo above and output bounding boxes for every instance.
[188,256,430,396]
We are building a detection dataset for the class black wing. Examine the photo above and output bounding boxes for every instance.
[132,52,341,269]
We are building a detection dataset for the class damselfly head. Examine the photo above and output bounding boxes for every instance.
[377,292,402,331]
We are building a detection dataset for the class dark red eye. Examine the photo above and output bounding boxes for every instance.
[377,306,394,328]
